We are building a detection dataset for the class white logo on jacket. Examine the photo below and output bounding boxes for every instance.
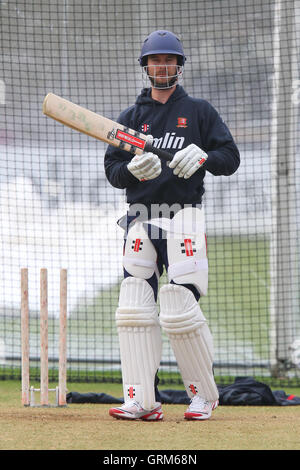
[152,132,185,150]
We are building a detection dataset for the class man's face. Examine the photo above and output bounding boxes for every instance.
[146,54,178,88]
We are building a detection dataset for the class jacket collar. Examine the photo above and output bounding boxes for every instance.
[136,85,188,106]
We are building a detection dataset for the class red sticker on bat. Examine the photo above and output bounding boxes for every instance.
[116,130,146,149]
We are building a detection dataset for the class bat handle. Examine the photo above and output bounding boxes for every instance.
[144,143,173,162]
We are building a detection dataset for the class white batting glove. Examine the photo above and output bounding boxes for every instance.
[127,134,161,181]
[128,151,161,181]
[169,143,208,179]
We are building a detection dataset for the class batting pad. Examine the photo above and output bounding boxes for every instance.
[159,284,219,402]
[116,277,162,410]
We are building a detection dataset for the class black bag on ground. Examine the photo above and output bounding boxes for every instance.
[66,377,300,406]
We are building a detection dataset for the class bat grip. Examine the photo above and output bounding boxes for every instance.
[144,143,173,162]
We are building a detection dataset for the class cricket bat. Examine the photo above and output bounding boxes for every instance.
[42,93,173,161]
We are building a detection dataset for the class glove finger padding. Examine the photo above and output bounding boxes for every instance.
[145,161,162,179]
[173,148,199,177]
[169,144,208,179]
[133,154,155,170]
[128,152,162,181]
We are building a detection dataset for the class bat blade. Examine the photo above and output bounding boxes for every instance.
[42,93,173,161]
[42,93,146,155]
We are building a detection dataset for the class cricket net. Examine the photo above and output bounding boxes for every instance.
[0,0,299,387]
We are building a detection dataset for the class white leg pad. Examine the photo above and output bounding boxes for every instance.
[159,284,219,402]
[116,277,162,410]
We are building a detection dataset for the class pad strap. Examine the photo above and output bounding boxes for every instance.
[123,256,160,279]
[168,258,208,282]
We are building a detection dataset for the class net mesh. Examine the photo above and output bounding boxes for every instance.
[0,0,299,387]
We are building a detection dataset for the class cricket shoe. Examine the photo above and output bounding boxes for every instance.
[184,395,219,421]
[109,400,163,421]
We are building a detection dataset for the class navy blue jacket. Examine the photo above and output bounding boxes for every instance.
[104,85,240,206]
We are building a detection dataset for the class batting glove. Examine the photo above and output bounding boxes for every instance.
[169,143,208,179]
[127,136,161,181]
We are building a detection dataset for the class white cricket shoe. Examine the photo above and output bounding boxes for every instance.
[109,400,163,421]
[184,395,219,420]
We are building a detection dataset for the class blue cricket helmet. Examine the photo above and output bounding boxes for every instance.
[139,30,186,67]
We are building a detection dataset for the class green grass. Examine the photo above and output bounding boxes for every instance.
[1,380,300,451]
[201,235,270,357]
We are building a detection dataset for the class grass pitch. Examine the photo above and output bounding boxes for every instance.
[1,380,300,451]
